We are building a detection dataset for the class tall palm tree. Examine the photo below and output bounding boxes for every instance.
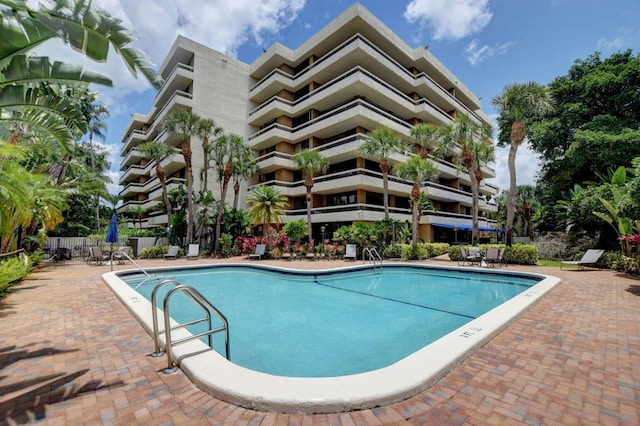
[439,114,495,245]
[210,132,245,253]
[195,118,222,193]
[246,185,288,249]
[79,90,110,227]
[360,127,405,219]
[232,144,259,211]
[410,122,441,159]
[163,109,201,245]
[137,141,176,226]
[492,82,554,245]
[292,149,328,243]
[394,155,439,250]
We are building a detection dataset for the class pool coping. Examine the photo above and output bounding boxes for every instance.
[102,262,561,414]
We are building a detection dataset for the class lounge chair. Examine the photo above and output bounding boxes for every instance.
[113,246,131,264]
[187,244,199,260]
[484,248,500,267]
[249,244,266,260]
[460,247,482,266]
[87,247,108,265]
[344,244,356,261]
[560,249,604,270]
[164,245,179,260]
[498,247,507,267]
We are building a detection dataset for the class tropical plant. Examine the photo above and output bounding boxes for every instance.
[360,127,405,219]
[394,154,439,249]
[527,51,640,191]
[0,0,162,147]
[438,114,495,245]
[232,144,259,211]
[410,122,441,159]
[292,149,328,242]
[492,81,554,245]
[162,108,201,245]
[282,219,308,243]
[137,141,176,226]
[210,132,246,253]
[245,185,288,249]
[195,118,223,193]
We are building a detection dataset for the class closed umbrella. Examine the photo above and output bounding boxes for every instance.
[106,213,119,270]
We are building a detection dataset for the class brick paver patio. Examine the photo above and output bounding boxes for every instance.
[0,256,638,425]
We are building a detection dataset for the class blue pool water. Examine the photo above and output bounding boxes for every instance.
[123,265,538,377]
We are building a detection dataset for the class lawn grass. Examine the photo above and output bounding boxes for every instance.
[538,259,578,268]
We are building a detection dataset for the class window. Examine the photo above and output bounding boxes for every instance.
[328,192,356,206]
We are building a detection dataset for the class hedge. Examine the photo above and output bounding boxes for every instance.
[447,244,538,265]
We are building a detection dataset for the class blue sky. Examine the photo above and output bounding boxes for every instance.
[40,0,640,194]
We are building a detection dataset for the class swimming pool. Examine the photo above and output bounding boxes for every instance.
[124,265,535,377]
[103,262,560,413]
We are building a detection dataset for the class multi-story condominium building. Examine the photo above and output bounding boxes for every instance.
[118,3,498,243]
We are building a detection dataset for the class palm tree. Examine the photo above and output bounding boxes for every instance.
[246,185,288,249]
[210,132,245,253]
[410,122,441,159]
[0,0,162,148]
[360,127,405,219]
[162,109,201,245]
[78,90,110,227]
[195,118,223,193]
[439,114,495,245]
[394,155,439,250]
[492,82,554,245]
[137,141,176,226]
[232,144,259,211]
[292,149,328,243]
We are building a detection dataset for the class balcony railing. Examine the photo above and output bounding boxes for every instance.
[250,33,483,122]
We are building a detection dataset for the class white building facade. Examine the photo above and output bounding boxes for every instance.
[118,3,499,243]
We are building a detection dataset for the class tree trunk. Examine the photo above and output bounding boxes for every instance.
[380,160,390,220]
[182,140,194,245]
[215,161,233,253]
[505,141,519,246]
[305,175,314,243]
[411,184,420,250]
[157,165,172,227]
[468,165,481,246]
[506,119,526,246]
[233,180,240,211]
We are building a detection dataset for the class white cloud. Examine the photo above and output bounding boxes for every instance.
[596,36,625,51]
[36,1,307,97]
[403,0,492,41]
[464,39,514,65]
[488,143,541,192]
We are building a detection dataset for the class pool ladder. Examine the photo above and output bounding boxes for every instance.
[151,280,230,374]
[362,247,382,271]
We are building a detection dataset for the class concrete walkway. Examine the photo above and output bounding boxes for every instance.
[0,256,639,425]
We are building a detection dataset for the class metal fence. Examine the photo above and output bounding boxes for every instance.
[43,237,126,260]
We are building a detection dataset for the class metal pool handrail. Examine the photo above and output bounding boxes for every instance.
[362,247,382,269]
[150,280,230,373]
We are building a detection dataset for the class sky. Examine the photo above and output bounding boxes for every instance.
[37,0,640,195]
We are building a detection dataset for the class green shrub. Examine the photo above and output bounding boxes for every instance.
[140,245,185,258]
[382,243,450,260]
[506,244,538,265]
[401,244,427,260]
[0,251,41,297]
[447,244,538,265]
[382,244,403,258]
[424,243,450,258]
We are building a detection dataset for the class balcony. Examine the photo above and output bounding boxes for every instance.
[250,34,485,123]
[247,98,411,150]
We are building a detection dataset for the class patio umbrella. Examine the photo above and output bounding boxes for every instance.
[106,213,119,270]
